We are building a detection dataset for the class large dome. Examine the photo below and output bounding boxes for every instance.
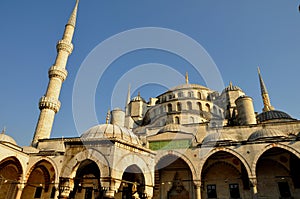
[81,124,142,145]
[0,133,17,145]
[256,110,294,123]
[248,128,287,142]
[168,84,209,92]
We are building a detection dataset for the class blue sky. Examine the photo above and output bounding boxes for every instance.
[0,0,300,146]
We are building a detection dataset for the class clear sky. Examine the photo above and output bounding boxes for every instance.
[0,0,300,146]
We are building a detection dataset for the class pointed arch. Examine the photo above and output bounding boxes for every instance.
[155,151,197,181]
[199,147,252,178]
[61,148,110,180]
[251,143,300,177]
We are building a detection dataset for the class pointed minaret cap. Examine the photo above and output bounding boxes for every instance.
[257,66,274,112]
[258,67,268,95]
[67,0,79,27]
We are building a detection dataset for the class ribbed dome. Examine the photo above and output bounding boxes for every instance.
[81,124,142,145]
[202,132,238,145]
[223,82,243,92]
[159,124,181,133]
[131,95,146,103]
[248,128,287,142]
[256,110,294,123]
[0,134,17,145]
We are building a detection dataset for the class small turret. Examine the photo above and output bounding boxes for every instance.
[235,96,257,125]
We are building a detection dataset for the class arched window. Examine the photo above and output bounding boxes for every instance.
[161,119,166,126]
[197,102,202,111]
[167,104,172,112]
[177,102,182,111]
[175,116,180,124]
[206,103,211,112]
[197,92,202,99]
[213,106,217,114]
[188,91,193,98]
[187,101,192,110]
[178,92,183,98]
[160,106,164,114]
[219,110,223,117]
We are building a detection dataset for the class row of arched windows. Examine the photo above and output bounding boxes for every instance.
[160,91,207,102]
[167,102,211,112]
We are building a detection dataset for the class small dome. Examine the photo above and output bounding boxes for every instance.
[81,124,142,145]
[248,128,287,142]
[223,82,243,92]
[159,124,181,133]
[0,134,17,145]
[256,110,294,123]
[202,132,238,145]
[131,94,146,103]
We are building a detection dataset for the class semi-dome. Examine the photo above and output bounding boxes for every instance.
[202,132,238,145]
[0,133,17,145]
[248,128,287,142]
[158,123,181,133]
[81,124,142,145]
[256,110,294,123]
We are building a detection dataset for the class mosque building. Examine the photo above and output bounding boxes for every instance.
[1,1,300,199]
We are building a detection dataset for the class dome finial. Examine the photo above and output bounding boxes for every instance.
[185,72,189,84]
[67,0,79,27]
[257,66,274,112]
[106,109,111,124]
[1,127,6,134]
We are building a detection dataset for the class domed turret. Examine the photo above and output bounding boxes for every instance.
[0,133,17,145]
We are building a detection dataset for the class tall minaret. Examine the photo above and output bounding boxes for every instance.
[32,0,79,147]
[258,67,274,112]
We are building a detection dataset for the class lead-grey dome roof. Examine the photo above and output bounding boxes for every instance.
[256,110,294,123]
[81,124,142,145]
[248,128,287,142]
[202,132,238,145]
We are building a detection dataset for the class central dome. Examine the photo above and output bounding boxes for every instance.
[81,124,142,145]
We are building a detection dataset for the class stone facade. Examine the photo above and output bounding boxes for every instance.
[1,1,300,199]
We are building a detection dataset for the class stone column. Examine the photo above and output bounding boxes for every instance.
[15,183,24,199]
[250,178,258,199]
[194,181,202,199]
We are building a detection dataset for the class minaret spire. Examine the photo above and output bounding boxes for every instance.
[258,67,274,112]
[126,84,131,106]
[32,1,79,147]
[67,0,79,27]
